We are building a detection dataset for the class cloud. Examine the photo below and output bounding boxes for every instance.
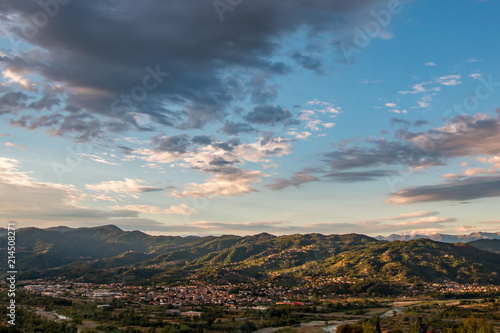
[379,211,439,221]
[287,131,312,139]
[219,121,255,135]
[398,83,426,94]
[266,171,319,190]
[437,74,462,86]
[86,178,163,197]
[112,204,196,215]
[441,173,461,180]
[245,105,297,126]
[172,168,264,198]
[469,73,482,80]
[0,158,163,227]
[391,118,411,128]
[291,52,323,74]
[127,134,293,198]
[0,0,382,138]
[145,211,456,236]
[323,112,500,171]
[476,155,500,169]
[388,175,500,204]
[325,170,399,182]
[0,91,29,115]
[4,142,26,151]
[298,101,340,131]
[425,62,437,66]
[463,167,488,176]
[152,134,191,153]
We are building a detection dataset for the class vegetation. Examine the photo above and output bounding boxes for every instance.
[4,227,500,288]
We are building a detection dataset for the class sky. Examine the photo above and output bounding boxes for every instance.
[0,0,499,236]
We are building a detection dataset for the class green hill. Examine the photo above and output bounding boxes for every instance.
[3,226,499,287]
[468,239,500,254]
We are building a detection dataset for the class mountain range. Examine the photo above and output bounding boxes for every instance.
[1,225,499,290]
[375,232,500,243]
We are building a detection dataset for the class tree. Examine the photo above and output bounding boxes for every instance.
[338,323,363,333]
[413,316,428,333]
[363,317,381,333]
[458,316,494,333]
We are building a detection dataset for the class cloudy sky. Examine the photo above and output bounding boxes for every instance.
[0,0,499,236]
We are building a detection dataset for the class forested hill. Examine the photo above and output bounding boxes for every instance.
[2,225,499,287]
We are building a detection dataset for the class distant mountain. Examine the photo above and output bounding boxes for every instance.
[3,225,499,287]
[313,239,500,285]
[45,224,123,233]
[468,239,500,254]
[0,225,190,270]
[376,232,500,243]
[0,228,7,237]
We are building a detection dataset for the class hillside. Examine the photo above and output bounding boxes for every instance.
[376,232,500,243]
[3,226,499,288]
[468,239,500,254]
[1,225,192,270]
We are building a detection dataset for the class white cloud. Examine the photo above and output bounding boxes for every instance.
[463,167,486,176]
[172,169,264,198]
[477,155,500,169]
[399,83,426,94]
[287,131,312,139]
[0,158,145,227]
[437,74,462,86]
[86,178,163,197]
[425,62,437,66]
[441,173,460,180]
[80,153,121,166]
[4,142,26,151]
[112,204,197,215]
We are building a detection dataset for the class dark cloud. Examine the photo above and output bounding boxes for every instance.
[248,72,278,104]
[391,118,431,128]
[0,91,28,115]
[324,113,500,171]
[388,176,500,204]
[191,135,213,146]
[219,121,255,135]
[413,119,431,127]
[28,94,60,110]
[152,134,190,153]
[390,117,411,128]
[9,113,62,131]
[209,157,238,166]
[0,0,382,138]
[245,105,297,126]
[291,52,324,74]
[117,145,133,154]
[267,171,319,190]
[214,137,240,151]
[325,170,399,182]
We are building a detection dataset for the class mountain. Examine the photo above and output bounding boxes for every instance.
[0,225,191,270]
[3,225,499,288]
[0,228,7,237]
[468,239,500,254]
[313,239,500,284]
[376,232,500,243]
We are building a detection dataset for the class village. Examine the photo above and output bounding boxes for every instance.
[21,279,500,309]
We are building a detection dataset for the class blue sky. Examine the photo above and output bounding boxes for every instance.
[0,0,499,236]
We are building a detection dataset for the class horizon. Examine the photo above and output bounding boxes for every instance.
[6,223,500,239]
[1,0,500,236]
